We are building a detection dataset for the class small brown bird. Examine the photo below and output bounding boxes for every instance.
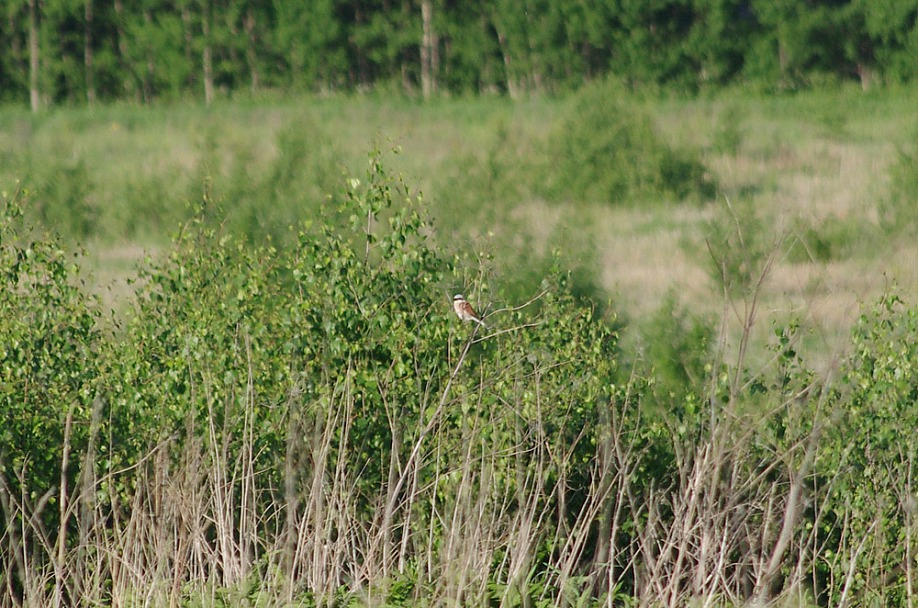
[453,294,486,327]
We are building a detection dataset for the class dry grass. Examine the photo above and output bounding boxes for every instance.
[567,89,909,365]
[81,242,154,317]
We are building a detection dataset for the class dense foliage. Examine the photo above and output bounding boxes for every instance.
[545,78,715,204]
[4,0,918,108]
[3,152,918,606]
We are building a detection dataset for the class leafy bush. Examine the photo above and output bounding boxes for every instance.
[712,102,745,156]
[0,194,101,468]
[640,292,714,420]
[1,152,642,607]
[785,215,871,263]
[237,117,343,243]
[17,153,97,242]
[701,197,778,298]
[0,193,103,601]
[187,118,343,247]
[434,121,534,233]
[881,130,918,237]
[814,293,918,606]
[544,78,716,205]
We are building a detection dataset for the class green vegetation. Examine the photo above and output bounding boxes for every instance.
[2,71,918,605]
[4,3,918,604]
[883,127,918,238]
[5,0,918,109]
[3,143,918,606]
[546,79,715,205]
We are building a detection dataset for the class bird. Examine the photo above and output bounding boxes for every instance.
[453,294,486,327]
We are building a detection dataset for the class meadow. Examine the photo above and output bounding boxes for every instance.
[2,84,915,354]
[2,83,918,606]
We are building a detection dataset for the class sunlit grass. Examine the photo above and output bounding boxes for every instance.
[1,84,915,364]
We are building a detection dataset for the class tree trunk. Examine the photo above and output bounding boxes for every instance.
[244,8,260,92]
[857,62,875,91]
[495,26,518,99]
[143,10,155,103]
[420,0,435,98]
[201,0,214,104]
[28,0,40,112]
[84,0,95,104]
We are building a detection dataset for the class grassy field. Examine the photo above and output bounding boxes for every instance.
[2,85,916,362]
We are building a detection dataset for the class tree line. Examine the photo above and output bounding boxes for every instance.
[2,0,917,109]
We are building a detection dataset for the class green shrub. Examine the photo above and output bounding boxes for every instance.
[17,153,97,242]
[241,116,343,243]
[544,78,716,205]
[712,102,745,156]
[881,130,918,237]
[117,171,187,241]
[700,198,777,298]
[0,192,102,561]
[785,215,871,263]
[641,292,714,421]
[817,292,918,606]
[183,117,343,247]
[89,151,633,606]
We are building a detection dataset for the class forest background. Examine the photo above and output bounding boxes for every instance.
[3,0,918,105]
[3,1,918,607]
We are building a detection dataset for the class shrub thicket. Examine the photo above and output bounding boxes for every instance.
[15,152,97,243]
[215,117,343,245]
[2,156,918,607]
[544,79,716,205]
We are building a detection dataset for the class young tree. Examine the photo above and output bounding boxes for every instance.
[858,0,918,84]
[437,0,500,93]
[746,0,862,88]
[686,0,756,86]
[611,0,700,89]
[552,0,618,84]
[490,0,539,96]
[273,0,342,91]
